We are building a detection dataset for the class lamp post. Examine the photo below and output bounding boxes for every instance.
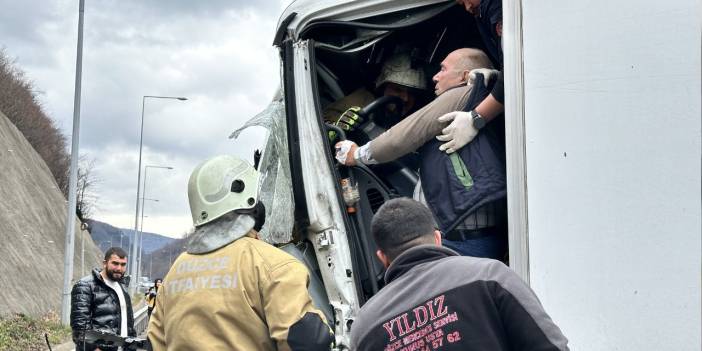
[135,164,172,282]
[137,197,160,280]
[61,0,85,324]
[130,96,185,293]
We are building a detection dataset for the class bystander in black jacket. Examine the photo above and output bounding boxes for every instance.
[350,245,569,351]
[70,268,135,351]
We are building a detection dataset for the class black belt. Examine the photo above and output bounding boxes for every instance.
[444,227,495,241]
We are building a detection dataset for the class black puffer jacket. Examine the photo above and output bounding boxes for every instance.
[70,268,135,350]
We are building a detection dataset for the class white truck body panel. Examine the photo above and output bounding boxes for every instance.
[517,0,701,349]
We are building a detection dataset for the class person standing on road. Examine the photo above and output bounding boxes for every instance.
[145,278,162,318]
[71,247,136,351]
[148,155,334,351]
[350,198,568,351]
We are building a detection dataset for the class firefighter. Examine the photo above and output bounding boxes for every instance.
[323,51,429,135]
[148,155,333,350]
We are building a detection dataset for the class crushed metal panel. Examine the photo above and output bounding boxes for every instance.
[230,88,295,244]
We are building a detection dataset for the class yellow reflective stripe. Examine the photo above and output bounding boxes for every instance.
[449,153,473,189]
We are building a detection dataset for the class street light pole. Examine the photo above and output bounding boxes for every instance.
[130,96,185,293]
[61,0,85,325]
[136,164,172,281]
[137,198,159,280]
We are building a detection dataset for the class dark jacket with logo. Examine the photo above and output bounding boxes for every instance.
[475,0,503,67]
[70,268,135,350]
[350,245,569,351]
[474,0,505,103]
[419,75,506,234]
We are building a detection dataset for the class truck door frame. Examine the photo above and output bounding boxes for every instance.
[503,0,529,282]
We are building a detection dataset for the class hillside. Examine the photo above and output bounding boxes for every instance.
[0,110,102,317]
[85,219,176,254]
[142,237,187,280]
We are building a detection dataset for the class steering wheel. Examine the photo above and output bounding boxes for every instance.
[357,95,404,124]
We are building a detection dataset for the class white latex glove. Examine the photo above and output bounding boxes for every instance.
[335,140,358,166]
[436,111,478,154]
[468,68,500,86]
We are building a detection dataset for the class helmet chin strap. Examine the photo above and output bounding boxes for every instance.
[186,213,256,254]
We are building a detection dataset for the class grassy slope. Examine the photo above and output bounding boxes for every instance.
[0,312,71,351]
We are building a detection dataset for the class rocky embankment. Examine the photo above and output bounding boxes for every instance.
[0,110,102,317]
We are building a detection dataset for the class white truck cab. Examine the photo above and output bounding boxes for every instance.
[232,1,701,349]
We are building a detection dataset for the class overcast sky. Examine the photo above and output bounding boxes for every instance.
[1,0,293,237]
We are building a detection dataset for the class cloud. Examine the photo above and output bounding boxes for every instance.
[1,0,288,238]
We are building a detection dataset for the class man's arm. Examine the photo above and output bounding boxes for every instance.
[475,71,505,121]
[335,85,475,166]
[70,280,95,348]
[369,85,473,163]
[436,72,505,154]
[263,260,334,351]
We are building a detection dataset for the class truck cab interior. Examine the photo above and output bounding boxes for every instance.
[295,2,506,304]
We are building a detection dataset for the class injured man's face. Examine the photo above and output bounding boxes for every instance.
[432,52,468,96]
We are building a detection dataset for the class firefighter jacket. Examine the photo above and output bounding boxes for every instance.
[147,232,333,351]
[350,245,569,351]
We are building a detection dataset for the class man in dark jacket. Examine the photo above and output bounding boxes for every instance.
[350,198,569,351]
[71,247,135,351]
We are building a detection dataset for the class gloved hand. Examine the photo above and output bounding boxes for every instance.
[335,106,364,131]
[468,68,500,86]
[328,130,339,142]
[335,140,358,166]
[436,111,478,154]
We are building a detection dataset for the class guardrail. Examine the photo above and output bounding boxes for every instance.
[133,306,149,335]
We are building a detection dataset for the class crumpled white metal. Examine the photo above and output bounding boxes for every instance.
[229,88,295,244]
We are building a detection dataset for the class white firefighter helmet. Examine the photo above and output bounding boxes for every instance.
[187,155,260,228]
[375,53,427,91]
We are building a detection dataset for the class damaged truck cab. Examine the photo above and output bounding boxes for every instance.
[231,0,701,350]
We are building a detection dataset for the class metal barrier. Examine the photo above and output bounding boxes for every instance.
[133,306,149,335]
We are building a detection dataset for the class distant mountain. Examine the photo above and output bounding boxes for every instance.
[142,237,188,280]
[85,219,176,255]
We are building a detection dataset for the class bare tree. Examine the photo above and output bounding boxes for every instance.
[75,155,99,221]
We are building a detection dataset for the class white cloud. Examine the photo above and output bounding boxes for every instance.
[1,0,288,238]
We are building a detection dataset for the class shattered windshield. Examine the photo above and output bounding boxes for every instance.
[230,87,295,244]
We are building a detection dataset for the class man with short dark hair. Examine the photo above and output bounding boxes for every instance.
[71,247,135,351]
[350,198,569,351]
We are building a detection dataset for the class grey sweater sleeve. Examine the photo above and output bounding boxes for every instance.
[368,85,472,163]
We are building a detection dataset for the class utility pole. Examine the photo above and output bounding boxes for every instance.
[60,0,85,325]
[130,97,185,294]
[81,229,85,277]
